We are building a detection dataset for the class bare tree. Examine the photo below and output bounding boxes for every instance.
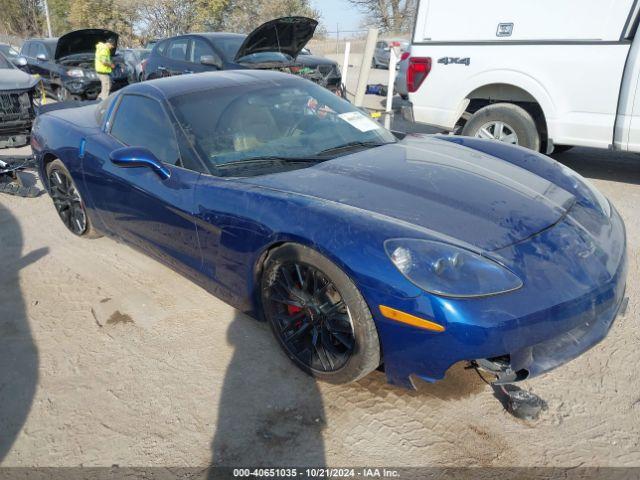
[348,0,416,33]
[136,0,199,38]
[0,0,44,37]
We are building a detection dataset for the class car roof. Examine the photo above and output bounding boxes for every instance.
[184,32,246,41]
[26,38,59,44]
[123,70,297,100]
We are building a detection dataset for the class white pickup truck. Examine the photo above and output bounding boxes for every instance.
[406,0,640,153]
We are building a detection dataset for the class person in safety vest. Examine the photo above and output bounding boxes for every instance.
[95,40,115,100]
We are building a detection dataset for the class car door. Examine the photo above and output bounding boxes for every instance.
[32,43,51,79]
[165,37,191,76]
[187,37,221,73]
[81,93,203,279]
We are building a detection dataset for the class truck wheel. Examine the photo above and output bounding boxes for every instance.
[462,103,541,151]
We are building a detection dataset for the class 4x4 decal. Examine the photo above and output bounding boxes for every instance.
[438,57,470,66]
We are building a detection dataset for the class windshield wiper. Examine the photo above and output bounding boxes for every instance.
[216,156,321,169]
[315,141,393,157]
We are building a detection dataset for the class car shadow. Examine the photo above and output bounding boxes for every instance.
[209,312,326,471]
[0,203,48,462]
[552,147,640,185]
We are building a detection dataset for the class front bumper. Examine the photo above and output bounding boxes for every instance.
[367,204,628,389]
[477,263,627,384]
[0,90,35,148]
[61,75,128,99]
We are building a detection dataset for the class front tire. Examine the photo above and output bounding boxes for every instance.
[46,159,101,238]
[462,103,541,152]
[261,244,380,384]
[55,86,71,102]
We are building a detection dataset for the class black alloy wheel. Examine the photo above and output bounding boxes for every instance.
[265,261,355,372]
[261,244,380,384]
[47,163,87,235]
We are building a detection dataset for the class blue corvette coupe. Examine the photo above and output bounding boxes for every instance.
[32,71,627,389]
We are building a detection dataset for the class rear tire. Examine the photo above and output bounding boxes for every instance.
[462,103,541,152]
[261,243,380,384]
[46,159,101,238]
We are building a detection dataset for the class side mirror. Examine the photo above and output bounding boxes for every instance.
[36,53,48,61]
[200,54,222,69]
[109,147,170,180]
[13,56,27,67]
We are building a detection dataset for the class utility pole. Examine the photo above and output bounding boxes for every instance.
[43,0,53,38]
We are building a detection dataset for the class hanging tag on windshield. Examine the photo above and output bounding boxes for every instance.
[338,112,382,132]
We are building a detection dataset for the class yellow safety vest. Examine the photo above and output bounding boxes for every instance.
[95,42,112,74]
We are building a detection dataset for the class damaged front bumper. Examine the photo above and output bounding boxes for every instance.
[368,204,628,389]
[477,283,628,384]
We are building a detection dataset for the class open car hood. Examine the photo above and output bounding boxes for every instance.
[55,29,119,60]
[234,17,318,62]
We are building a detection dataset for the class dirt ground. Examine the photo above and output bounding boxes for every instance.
[0,143,639,469]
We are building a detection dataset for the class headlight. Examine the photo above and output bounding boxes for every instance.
[385,239,523,298]
[66,68,84,78]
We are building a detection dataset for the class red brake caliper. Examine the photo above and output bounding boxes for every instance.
[288,305,303,328]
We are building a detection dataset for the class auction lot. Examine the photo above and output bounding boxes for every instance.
[1,139,639,467]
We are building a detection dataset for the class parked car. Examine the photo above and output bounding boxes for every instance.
[407,0,640,153]
[18,29,129,101]
[122,48,150,83]
[294,47,342,93]
[32,71,627,389]
[372,39,409,69]
[0,51,38,148]
[144,17,343,95]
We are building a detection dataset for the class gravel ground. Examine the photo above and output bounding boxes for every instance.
[1,138,639,468]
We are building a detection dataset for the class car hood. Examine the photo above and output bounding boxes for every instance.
[55,29,119,60]
[242,136,576,252]
[0,68,38,91]
[234,17,318,61]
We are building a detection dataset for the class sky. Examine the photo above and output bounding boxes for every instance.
[311,0,365,35]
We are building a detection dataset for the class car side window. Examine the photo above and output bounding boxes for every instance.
[21,42,31,57]
[34,43,47,58]
[110,95,180,166]
[189,38,213,64]
[167,38,189,61]
[156,40,168,57]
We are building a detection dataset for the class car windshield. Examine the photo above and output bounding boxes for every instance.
[214,36,245,61]
[0,45,18,58]
[0,52,13,69]
[170,80,396,176]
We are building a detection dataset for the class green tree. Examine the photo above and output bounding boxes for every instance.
[221,0,321,32]
[47,0,71,36]
[68,0,136,44]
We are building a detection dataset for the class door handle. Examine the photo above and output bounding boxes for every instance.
[157,66,167,71]
[183,70,194,74]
